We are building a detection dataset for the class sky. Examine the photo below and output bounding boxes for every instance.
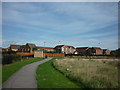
[2,2,118,50]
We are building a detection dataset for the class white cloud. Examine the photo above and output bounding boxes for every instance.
[2,2,118,49]
[3,2,118,33]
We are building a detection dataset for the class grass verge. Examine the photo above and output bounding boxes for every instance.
[36,58,80,88]
[2,57,44,83]
[53,58,119,88]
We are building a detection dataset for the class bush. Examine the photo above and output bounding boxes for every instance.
[110,48,120,58]
[2,50,16,54]
[2,54,21,65]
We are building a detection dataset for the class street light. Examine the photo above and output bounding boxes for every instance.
[43,42,46,55]
[44,42,46,47]
[98,42,101,47]
[58,41,60,45]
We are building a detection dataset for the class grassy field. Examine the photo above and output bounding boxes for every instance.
[36,58,80,88]
[53,57,119,88]
[66,56,118,59]
[2,57,44,83]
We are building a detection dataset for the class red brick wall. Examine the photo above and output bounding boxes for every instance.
[17,52,65,57]
[44,53,65,57]
[96,49,103,55]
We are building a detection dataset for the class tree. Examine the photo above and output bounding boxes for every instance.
[110,48,120,57]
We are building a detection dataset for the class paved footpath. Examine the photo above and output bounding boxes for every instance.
[2,57,53,88]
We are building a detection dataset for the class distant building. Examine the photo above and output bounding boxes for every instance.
[76,47,89,54]
[37,47,55,52]
[18,43,36,53]
[6,43,111,56]
[2,48,9,52]
[9,45,21,51]
[76,47,103,55]
[86,47,103,55]
[54,45,75,54]
[103,49,111,55]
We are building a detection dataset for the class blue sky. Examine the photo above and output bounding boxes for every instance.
[2,2,118,50]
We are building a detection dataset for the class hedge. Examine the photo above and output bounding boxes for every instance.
[2,54,21,65]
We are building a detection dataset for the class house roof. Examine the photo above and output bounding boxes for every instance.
[37,46,54,49]
[19,45,26,48]
[92,47,102,50]
[10,45,21,49]
[55,45,75,48]
[64,45,75,48]
[76,47,88,49]
[26,43,36,48]
[76,47,102,50]
[103,49,110,51]
[55,45,64,47]
[1,47,9,50]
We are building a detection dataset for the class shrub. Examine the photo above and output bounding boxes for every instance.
[2,50,16,54]
[2,54,21,65]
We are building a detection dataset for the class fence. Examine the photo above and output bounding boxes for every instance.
[44,53,65,57]
[16,52,34,56]
[16,52,65,57]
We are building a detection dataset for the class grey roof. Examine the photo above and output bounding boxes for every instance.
[26,43,36,48]
[19,45,25,49]
[55,45,64,48]
[55,45,75,48]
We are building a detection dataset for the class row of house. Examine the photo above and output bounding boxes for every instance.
[76,47,110,55]
[2,43,111,55]
[55,45,110,55]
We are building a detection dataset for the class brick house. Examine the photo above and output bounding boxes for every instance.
[1,47,9,52]
[76,47,89,55]
[18,43,37,53]
[86,47,103,55]
[76,47,103,55]
[9,45,21,51]
[54,45,75,54]
[103,49,111,55]
[37,47,55,53]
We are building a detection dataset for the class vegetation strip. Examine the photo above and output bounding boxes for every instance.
[53,57,119,88]
[2,57,44,83]
[36,58,80,88]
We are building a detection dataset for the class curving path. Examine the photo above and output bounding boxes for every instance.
[2,57,53,88]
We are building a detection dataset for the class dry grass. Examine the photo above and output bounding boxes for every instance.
[66,56,118,59]
[53,57,120,88]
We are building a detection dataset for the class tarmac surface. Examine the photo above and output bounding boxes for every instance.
[2,57,52,88]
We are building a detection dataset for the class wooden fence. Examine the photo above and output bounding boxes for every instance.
[16,52,34,56]
[44,53,65,57]
[17,52,65,57]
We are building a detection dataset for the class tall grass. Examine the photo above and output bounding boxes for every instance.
[66,56,117,59]
[53,57,119,88]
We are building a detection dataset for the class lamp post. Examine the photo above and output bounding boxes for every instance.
[98,42,101,47]
[44,42,46,47]
[43,42,46,57]
[58,41,60,45]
